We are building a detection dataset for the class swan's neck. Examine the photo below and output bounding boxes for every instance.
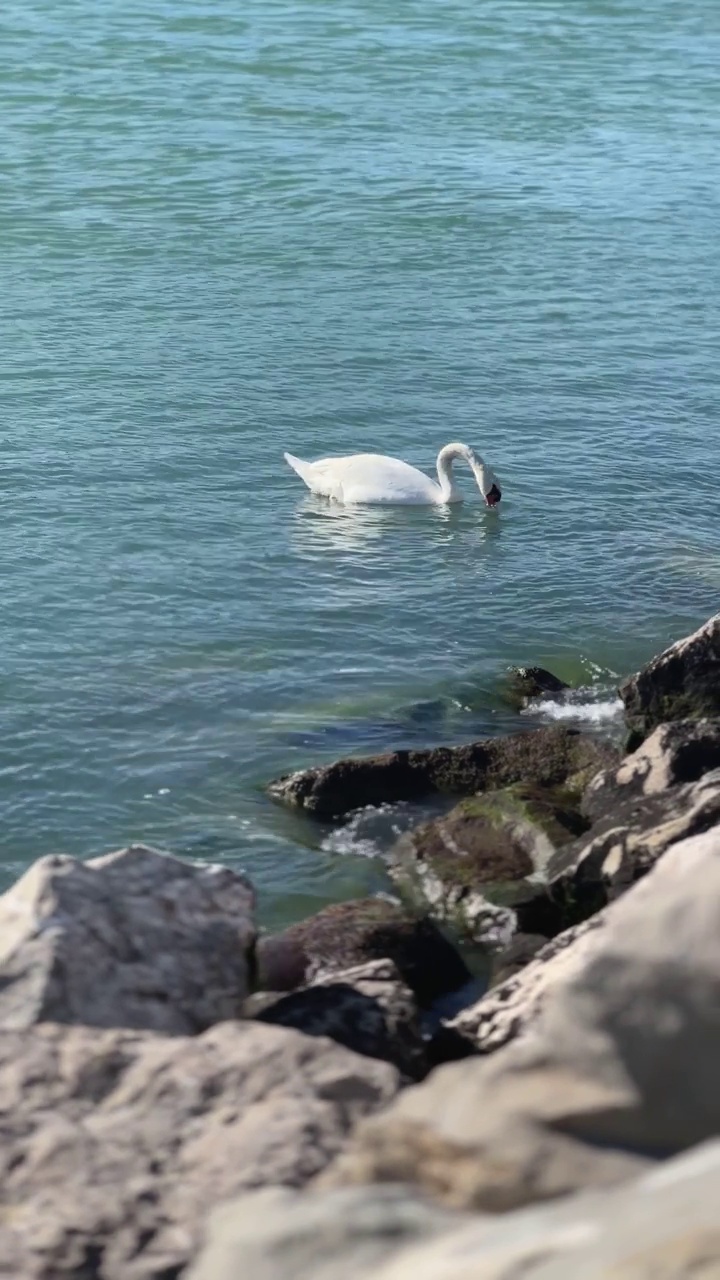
[436,443,472,500]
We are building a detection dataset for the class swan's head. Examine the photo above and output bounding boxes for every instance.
[466,449,502,508]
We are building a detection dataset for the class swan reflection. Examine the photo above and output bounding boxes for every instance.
[290,494,495,556]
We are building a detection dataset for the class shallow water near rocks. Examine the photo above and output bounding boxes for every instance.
[2,0,719,927]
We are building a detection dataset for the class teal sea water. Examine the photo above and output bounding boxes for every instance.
[2,0,719,925]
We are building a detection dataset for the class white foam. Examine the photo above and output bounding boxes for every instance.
[523,696,624,726]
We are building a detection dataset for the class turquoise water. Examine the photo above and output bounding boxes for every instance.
[2,0,719,925]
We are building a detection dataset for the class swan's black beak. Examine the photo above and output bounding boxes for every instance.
[485,484,502,508]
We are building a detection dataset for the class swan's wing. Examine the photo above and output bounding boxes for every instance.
[284,451,436,503]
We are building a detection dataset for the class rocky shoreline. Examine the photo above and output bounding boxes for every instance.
[0,612,718,1278]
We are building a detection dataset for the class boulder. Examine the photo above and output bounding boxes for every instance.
[390,784,585,946]
[620,612,720,745]
[251,959,429,1080]
[269,727,618,820]
[582,718,720,822]
[257,898,471,1006]
[322,825,720,1210]
[504,666,569,709]
[0,1019,399,1280]
[189,1142,720,1280]
[0,844,256,1034]
[549,767,720,906]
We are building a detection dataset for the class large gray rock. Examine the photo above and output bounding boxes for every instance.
[0,844,256,1034]
[0,1019,399,1280]
[620,612,720,745]
[257,897,471,1006]
[323,825,720,1210]
[189,1142,720,1280]
[583,718,720,822]
[251,959,430,1080]
[269,727,618,819]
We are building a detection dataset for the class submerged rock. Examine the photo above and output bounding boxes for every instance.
[251,958,429,1080]
[504,665,570,709]
[620,611,720,745]
[389,784,586,946]
[322,826,720,1210]
[257,898,471,1007]
[0,1020,399,1280]
[0,844,256,1034]
[269,726,619,819]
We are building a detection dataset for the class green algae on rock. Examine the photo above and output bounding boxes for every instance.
[268,726,619,820]
[388,784,588,947]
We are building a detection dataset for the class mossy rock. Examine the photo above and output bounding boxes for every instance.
[390,783,588,946]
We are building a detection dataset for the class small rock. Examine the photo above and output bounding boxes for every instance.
[0,1019,399,1279]
[257,898,471,1007]
[0,844,256,1034]
[252,959,429,1080]
[620,612,720,745]
[268,727,619,819]
[504,666,569,709]
[583,718,720,822]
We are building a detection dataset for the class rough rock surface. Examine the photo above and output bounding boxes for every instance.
[189,1142,720,1280]
[0,844,256,1034]
[257,897,471,1006]
[620,612,720,745]
[322,826,720,1210]
[0,1019,399,1280]
[251,959,429,1080]
[549,767,720,905]
[269,727,618,819]
[504,666,569,709]
[390,784,585,946]
[582,718,720,821]
[448,915,606,1053]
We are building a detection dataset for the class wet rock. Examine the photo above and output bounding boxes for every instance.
[448,915,606,1053]
[0,1019,399,1280]
[620,612,720,746]
[488,933,549,988]
[550,767,720,906]
[257,898,471,1007]
[191,1142,720,1280]
[269,726,618,820]
[322,825,720,1210]
[583,718,720,822]
[389,784,585,947]
[0,844,256,1034]
[504,666,569,709]
[252,959,429,1080]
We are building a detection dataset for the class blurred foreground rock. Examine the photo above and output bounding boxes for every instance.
[323,826,720,1208]
[0,844,256,1034]
[0,1020,399,1280]
[188,1141,720,1280]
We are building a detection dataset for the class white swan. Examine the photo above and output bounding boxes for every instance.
[283,442,502,507]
